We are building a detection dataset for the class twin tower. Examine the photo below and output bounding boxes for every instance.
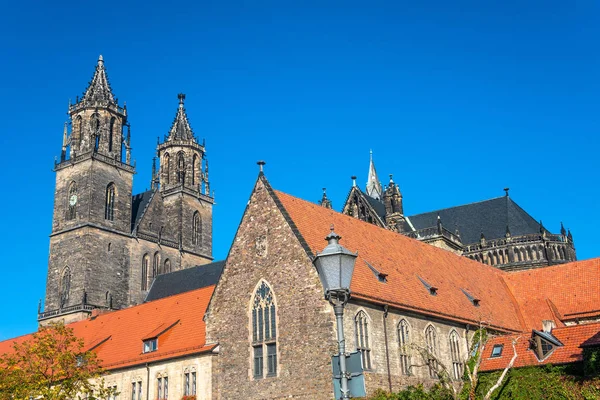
[40,56,214,324]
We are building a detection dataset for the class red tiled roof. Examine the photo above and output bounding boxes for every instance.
[504,259,600,330]
[0,286,216,370]
[480,322,600,371]
[274,190,524,332]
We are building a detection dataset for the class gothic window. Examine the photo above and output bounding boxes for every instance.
[355,311,371,369]
[157,375,168,399]
[105,183,116,221]
[251,281,277,379]
[192,212,202,246]
[153,252,160,278]
[67,181,77,220]
[164,259,171,274]
[425,325,438,378]
[141,254,149,291]
[192,154,198,187]
[163,153,170,185]
[60,267,71,308]
[184,369,197,396]
[398,319,411,375]
[108,117,115,152]
[92,114,100,152]
[449,330,462,380]
[75,115,83,143]
[131,380,142,400]
[177,152,185,185]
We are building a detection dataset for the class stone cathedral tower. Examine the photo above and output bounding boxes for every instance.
[40,56,214,325]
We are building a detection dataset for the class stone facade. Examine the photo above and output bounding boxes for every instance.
[40,57,214,325]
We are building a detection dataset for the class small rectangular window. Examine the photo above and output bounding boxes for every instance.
[143,338,157,353]
[491,344,503,357]
[192,371,196,395]
[253,345,264,378]
[267,343,277,376]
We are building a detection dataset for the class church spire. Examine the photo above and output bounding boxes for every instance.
[366,150,383,200]
[82,55,116,104]
[167,94,195,141]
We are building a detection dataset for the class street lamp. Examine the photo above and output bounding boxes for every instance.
[313,227,358,400]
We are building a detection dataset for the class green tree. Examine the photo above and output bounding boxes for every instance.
[0,322,117,400]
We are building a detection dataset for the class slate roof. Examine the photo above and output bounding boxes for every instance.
[145,260,225,302]
[480,322,600,371]
[0,286,216,370]
[407,196,544,245]
[273,188,525,332]
[131,189,155,231]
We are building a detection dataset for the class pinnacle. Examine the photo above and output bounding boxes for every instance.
[82,55,115,104]
[167,94,195,141]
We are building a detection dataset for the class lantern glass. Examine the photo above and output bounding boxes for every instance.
[313,233,357,294]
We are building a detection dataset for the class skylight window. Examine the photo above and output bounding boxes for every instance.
[491,344,503,357]
[417,275,437,296]
[143,338,157,353]
[365,261,388,283]
[461,288,481,307]
[530,330,563,361]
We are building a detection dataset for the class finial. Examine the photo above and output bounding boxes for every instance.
[436,214,442,233]
[178,93,186,107]
[330,224,335,232]
[370,149,373,160]
[505,225,511,237]
[504,187,510,197]
[157,136,160,145]
[351,176,357,187]
[98,55,104,64]
[560,222,566,236]
[257,160,266,173]
[325,225,341,244]
[389,174,394,184]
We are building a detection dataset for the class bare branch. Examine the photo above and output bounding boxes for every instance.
[483,337,520,400]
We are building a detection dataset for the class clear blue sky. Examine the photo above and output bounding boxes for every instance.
[0,1,598,340]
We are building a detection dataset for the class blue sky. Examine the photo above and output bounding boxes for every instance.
[0,1,598,340]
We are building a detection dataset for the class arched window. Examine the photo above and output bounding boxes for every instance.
[67,181,77,220]
[60,267,71,307]
[92,114,100,152]
[425,325,438,378]
[75,115,83,143]
[105,183,115,220]
[251,281,277,379]
[355,311,371,369]
[108,117,115,152]
[164,259,171,274]
[177,152,185,185]
[449,330,462,380]
[192,154,198,187]
[141,254,149,290]
[192,211,202,246]
[153,252,160,277]
[163,153,170,185]
[398,319,411,375]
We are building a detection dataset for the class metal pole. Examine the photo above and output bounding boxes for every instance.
[333,298,350,399]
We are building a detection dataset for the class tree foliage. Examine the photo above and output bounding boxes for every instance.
[0,322,116,400]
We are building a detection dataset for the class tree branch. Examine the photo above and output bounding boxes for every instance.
[483,337,520,400]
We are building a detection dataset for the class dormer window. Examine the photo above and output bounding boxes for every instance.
[461,288,481,307]
[417,276,437,296]
[530,330,563,361]
[491,344,503,357]
[365,261,388,283]
[143,338,157,353]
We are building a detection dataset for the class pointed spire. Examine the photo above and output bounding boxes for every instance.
[167,93,195,141]
[61,122,68,162]
[560,222,566,236]
[82,55,116,104]
[151,157,157,190]
[319,188,333,209]
[568,229,573,243]
[366,150,383,200]
[436,214,442,234]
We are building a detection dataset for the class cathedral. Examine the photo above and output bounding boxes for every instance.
[338,152,576,271]
[39,56,214,325]
[1,57,596,400]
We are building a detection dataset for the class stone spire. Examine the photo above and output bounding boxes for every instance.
[366,150,383,200]
[82,55,116,104]
[167,94,195,141]
[319,188,333,209]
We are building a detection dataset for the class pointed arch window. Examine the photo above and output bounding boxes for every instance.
[449,330,462,379]
[355,311,371,369]
[153,252,160,278]
[425,325,438,378]
[141,254,149,291]
[398,319,411,375]
[163,153,170,185]
[75,115,83,144]
[108,117,115,152]
[60,267,71,308]
[177,152,185,185]
[251,281,277,379]
[164,259,171,274]
[192,154,198,187]
[67,181,77,220]
[92,114,100,152]
[192,211,202,246]
[105,183,116,220]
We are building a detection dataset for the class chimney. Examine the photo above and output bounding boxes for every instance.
[542,320,556,333]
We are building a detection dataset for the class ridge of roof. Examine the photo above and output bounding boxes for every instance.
[408,195,506,219]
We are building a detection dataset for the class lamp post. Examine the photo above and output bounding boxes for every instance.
[313,227,358,400]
